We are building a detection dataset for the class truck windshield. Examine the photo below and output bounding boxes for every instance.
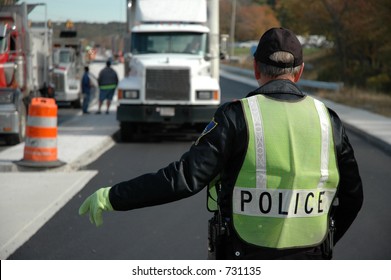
[131,32,206,55]
[59,51,73,63]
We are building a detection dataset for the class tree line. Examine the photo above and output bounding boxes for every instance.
[220,0,390,93]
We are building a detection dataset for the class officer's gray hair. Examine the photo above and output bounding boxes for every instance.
[257,51,302,78]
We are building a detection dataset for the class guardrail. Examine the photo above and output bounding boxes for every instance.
[297,79,344,92]
[220,64,343,92]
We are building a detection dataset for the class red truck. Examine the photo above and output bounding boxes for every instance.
[0,2,53,145]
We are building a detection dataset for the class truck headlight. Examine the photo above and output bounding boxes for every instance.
[121,90,139,99]
[0,91,14,104]
[197,91,212,100]
[196,90,219,100]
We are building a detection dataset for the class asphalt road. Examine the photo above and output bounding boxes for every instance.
[8,77,391,260]
[333,130,391,259]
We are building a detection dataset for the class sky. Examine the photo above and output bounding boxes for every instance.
[24,0,127,23]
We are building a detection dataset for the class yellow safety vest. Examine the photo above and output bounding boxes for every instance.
[231,95,339,249]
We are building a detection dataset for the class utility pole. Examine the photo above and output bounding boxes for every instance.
[126,0,132,34]
[208,0,219,80]
[229,0,237,58]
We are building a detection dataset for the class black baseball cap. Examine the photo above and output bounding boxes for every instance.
[253,27,303,68]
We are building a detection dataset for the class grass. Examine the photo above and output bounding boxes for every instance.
[315,88,391,117]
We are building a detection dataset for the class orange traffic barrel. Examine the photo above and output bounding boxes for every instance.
[17,98,65,168]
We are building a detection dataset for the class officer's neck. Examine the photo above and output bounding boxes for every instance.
[257,75,295,87]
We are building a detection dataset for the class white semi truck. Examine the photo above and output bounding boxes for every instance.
[117,0,220,140]
[52,47,82,107]
[52,21,83,108]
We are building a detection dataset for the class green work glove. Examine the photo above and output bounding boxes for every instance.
[78,187,113,227]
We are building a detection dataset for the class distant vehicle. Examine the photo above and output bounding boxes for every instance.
[296,35,333,48]
[237,40,258,48]
[117,0,220,140]
[0,2,53,145]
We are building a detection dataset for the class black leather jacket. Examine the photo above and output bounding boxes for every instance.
[109,79,363,259]
[98,67,118,87]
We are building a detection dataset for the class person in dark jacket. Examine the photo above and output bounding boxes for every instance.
[81,66,92,114]
[96,60,118,114]
[79,28,363,260]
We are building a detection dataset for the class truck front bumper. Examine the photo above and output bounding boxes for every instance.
[0,104,19,135]
[54,90,80,102]
[117,104,219,124]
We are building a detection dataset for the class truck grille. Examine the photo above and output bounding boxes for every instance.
[53,73,65,92]
[145,69,190,101]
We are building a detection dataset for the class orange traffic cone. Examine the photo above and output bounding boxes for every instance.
[17,98,65,168]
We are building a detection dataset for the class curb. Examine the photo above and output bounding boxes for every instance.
[0,135,115,173]
[343,122,391,156]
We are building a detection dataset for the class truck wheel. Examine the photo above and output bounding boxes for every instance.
[5,101,27,145]
[120,122,136,142]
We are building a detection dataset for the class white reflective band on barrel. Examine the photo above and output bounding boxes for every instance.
[27,116,57,127]
[313,99,330,189]
[25,137,57,148]
[247,96,267,190]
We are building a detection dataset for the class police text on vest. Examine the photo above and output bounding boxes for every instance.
[233,187,336,218]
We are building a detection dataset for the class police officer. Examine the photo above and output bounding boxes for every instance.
[79,27,363,260]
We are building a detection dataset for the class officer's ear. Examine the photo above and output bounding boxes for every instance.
[253,59,261,80]
[293,63,305,83]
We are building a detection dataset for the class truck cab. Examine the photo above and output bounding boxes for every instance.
[52,21,83,107]
[117,0,220,140]
[52,47,82,107]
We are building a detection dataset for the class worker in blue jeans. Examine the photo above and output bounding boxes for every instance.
[81,66,93,114]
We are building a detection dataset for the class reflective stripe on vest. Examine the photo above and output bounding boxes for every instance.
[99,84,116,90]
[233,95,339,249]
